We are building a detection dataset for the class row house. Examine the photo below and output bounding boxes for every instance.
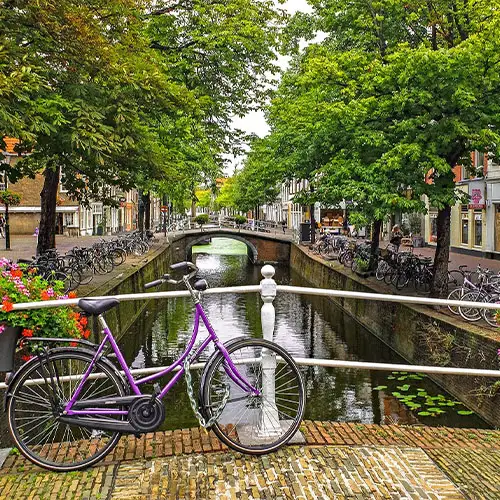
[1,139,142,236]
[422,151,500,257]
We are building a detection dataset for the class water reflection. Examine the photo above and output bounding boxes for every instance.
[119,238,489,430]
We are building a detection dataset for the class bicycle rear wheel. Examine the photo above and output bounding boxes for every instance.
[200,338,305,455]
[7,350,125,472]
[458,290,485,322]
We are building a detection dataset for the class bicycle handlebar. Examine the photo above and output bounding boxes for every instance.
[144,262,199,289]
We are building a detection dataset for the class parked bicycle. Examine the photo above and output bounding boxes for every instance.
[5,262,306,471]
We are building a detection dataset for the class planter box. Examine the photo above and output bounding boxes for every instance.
[0,326,21,372]
[355,270,371,278]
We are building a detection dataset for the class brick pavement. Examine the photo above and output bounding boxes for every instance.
[1,422,500,499]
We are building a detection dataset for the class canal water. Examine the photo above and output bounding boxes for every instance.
[119,238,489,431]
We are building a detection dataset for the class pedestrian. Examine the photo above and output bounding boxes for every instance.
[0,215,5,238]
[281,220,286,234]
[390,224,403,251]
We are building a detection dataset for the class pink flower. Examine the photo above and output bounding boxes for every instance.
[0,325,5,335]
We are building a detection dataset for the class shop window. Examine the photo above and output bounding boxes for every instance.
[461,216,469,245]
[474,212,483,246]
[63,213,75,227]
[430,213,438,242]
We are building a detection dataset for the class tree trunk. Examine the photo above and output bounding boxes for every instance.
[369,219,382,270]
[144,192,151,231]
[138,191,145,236]
[310,203,316,244]
[430,205,451,297]
[37,166,59,255]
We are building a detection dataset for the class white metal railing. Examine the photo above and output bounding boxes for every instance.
[4,265,500,390]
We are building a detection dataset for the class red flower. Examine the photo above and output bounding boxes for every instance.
[21,354,33,362]
[10,269,22,278]
[22,329,33,337]
[82,329,91,339]
[41,291,50,301]
[70,341,78,347]
[68,291,78,299]
[79,316,88,327]
[2,301,14,312]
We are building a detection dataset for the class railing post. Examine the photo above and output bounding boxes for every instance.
[260,265,276,342]
[258,265,281,438]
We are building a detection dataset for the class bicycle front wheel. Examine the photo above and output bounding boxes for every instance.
[200,338,305,455]
[7,350,125,472]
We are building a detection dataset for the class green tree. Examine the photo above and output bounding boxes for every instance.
[233,137,281,213]
[263,0,500,294]
[2,0,194,253]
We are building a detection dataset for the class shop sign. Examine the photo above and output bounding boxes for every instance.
[468,181,485,209]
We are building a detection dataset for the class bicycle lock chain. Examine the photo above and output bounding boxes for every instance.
[183,358,230,429]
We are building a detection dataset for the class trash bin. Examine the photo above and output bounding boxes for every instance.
[300,222,311,242]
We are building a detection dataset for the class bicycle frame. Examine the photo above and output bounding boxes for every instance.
[63,300,259,417]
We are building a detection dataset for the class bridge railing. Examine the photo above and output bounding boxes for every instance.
[4,264,500,388]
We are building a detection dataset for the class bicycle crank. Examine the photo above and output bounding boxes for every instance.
[128,396,165,433]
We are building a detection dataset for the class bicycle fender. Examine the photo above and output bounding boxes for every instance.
[3,347,129,411]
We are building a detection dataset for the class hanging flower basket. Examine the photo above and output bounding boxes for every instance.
[0,325,22,372]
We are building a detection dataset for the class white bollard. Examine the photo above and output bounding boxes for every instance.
[258,265,281,438]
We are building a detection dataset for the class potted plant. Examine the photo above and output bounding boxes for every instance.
[352,256,371,277]
[0,259,90,371]
[234,215,247,231]
[194,214,209,231]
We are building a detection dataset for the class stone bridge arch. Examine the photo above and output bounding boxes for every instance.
[186,233,258,263]
[171,229,290,265]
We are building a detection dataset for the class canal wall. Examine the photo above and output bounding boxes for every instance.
[290,244,500,427]
[83,243,172,336]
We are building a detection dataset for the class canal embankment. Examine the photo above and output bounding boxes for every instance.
[79,239,172,336]
[290,243,500,427]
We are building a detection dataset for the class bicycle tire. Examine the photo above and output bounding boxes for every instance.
[447,288,464,315]
[481,293,500,327]
[8,349,125,472]
[458,290,486,322]
[111,248,126,267]
[200,338,305,455]
[375,261,389,281]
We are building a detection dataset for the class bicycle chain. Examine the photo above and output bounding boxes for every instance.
[183,358,230,428]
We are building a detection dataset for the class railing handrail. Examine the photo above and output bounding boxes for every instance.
[3,266,500,393]
[9,283,500,311]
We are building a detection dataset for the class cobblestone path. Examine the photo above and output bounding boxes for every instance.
[1,422,499,499]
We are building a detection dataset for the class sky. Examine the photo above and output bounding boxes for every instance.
[226,0,317,173]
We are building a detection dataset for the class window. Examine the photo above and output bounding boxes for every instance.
[430,212,438,241]
[474,151,485,177]
[63,213,75,227]
[474,212,483,246]
[461,215,469,245]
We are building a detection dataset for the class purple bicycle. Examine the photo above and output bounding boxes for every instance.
[6,261,305,471]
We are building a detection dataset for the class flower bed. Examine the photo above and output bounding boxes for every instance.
[0,258,90,366]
